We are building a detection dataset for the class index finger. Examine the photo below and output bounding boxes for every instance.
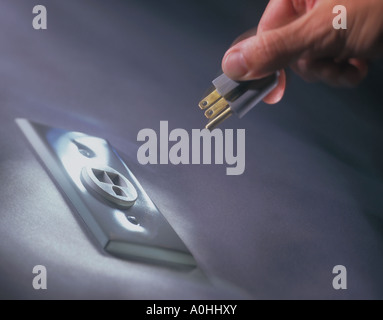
[258,0,308,32]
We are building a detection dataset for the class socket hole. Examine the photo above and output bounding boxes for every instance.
[92,169,112,184]
[201,101,208,107]
[112,186,126,197]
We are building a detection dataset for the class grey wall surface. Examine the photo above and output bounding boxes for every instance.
[0,0,382,299]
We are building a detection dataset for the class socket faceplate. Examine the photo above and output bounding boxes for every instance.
[16,119,196,268]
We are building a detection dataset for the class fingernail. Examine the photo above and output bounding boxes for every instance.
[223,51,248,79]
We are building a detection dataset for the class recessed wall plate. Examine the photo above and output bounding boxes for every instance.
[16,118,196,268]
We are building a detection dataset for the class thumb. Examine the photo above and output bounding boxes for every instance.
[222,14,322,80]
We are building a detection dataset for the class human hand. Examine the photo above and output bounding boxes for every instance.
[222,0,383,104]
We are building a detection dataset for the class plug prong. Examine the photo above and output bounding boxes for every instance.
[198,89,221,110]
[205,107,233,131]
[204,98,229,119]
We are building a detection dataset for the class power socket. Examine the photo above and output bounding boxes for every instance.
[16,118,196,268]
